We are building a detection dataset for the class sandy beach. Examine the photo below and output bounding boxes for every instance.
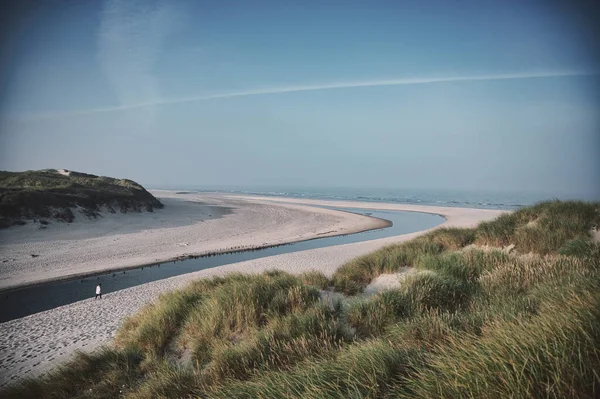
[0,193,505,386]
[0,191,389,291]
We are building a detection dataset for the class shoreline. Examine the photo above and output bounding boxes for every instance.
[0,216,393,294]
[0,195,505,386]
[0,191,390,292]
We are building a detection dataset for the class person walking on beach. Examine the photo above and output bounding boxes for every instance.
[95,284,102,299]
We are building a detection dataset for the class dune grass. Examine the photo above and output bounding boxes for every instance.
[0,169,163,228]
[333,200,599,294]
[475,200,599,253]
[395,274,600,398]
[3,200,599,398]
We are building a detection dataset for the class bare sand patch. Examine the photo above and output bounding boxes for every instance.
[591,229,600,243]
[363,267,415,295]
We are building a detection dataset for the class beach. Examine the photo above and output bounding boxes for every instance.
[0,193,505,386]
[0,191,389,291]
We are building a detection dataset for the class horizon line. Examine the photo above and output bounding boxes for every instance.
[10,70,600,120]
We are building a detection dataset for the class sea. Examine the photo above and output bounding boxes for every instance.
[160,186,596,211]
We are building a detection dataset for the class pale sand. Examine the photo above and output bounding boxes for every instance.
[0,191,388,291]
[363,269,439,296]
[363,267,415,295]
[0,194,505,386]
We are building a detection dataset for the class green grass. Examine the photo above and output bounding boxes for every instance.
[201,340,421,399]
[298,270,331,290]
[475,200,600,254]
[3,200,599,398]
[333,200,600,294]
[558,237,600,258]
[395,274,600,398]
[0,169,163,228]
[331,237,445,295]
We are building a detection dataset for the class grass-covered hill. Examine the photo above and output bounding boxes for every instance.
[0,169,163,228]
[3,201,600,398]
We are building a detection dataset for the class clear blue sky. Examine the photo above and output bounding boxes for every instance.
[1,0,599,198]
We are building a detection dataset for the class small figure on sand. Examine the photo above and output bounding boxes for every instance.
[95,284,102,299]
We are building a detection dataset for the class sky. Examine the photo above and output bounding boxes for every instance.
[1,0,599,199]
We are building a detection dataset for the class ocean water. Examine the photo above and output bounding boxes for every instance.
[179,186,586,211]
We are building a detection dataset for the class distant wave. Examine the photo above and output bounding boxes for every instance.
[192,188,535,210]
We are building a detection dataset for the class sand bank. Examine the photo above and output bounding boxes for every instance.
[0,191,388,291]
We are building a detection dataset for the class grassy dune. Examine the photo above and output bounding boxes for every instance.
[0,169,163,228]
[3,200,599,398]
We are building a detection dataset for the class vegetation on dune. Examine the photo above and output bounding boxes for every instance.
[475,200,599,254]
[298,270,330,290]
[333,200,600,294]
[3,200,599,398]
[0,169,163,228]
